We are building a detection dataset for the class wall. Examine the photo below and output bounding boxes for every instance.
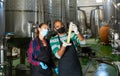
[77,0,103,24]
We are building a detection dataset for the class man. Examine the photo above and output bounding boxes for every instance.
[50,20,86,76]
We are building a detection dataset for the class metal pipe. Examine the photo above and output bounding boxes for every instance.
[61,0,63,21]
[75,0,77,24]
[65,0,70,24]
[0,0,5,36]
[78,5,103,8]
[35,0,38,23]
[0,42,4,65]
[38,0,44,23]
[49,0,52,29]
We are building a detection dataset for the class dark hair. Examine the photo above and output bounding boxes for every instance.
[38,23,48,28]
[36,23,48,36]
[53,20,64,28]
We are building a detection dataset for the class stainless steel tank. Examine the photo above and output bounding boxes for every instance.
[43,0,66,29]
[103,0,115,23]
[90,7,104,38]
[43,0,52,28]
[5,0,77,36]
[0,0,5,37]
[42,0,77,29]
[5,0,38,37]
[64,0,77,24]
[0,41,4,64]
[42,0,63,29]
[103,0,120,36]
[77,9,87,34]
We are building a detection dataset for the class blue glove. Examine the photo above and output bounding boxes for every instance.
[39,62,48,69]
[54,67,59,75]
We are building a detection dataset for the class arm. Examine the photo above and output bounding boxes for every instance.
[54,42,71,59]
[72,24,86,44]
[55,46,66,59]
[50,39,71,59]
[27,41,39,66]
[77,33,84,41]
[77,33,86,44]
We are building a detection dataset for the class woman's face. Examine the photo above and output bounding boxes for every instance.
[39,24,48,31]
[38,24,48,36]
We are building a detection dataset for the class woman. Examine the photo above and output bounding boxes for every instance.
[27,23,58,76]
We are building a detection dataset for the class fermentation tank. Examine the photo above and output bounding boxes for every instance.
[43,0,77,29]
[103,0,115,23]
[103,0,120,35]
[90,7,104,38]
[77,9,87,34]
[0,0,5,37]
[5,0,40,67]
[5,0,77,44]
[5,0,38,37]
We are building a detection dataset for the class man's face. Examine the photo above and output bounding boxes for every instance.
[54,21,64,30]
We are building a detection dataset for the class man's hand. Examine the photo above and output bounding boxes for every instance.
[72,24,79,34]
[62,41,71,47]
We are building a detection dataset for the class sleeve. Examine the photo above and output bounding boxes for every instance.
[27,41,39,66]
[71,32,86,45]
[50,39,59,55]
[71,32,81,44]
[50,38,60,59]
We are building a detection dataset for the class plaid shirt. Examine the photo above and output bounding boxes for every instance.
[27,37,56,68]
[27,37,40,66]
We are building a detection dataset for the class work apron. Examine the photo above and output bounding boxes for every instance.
[30,39,53,76]
[31,64,52,76]
[58,41,83,76]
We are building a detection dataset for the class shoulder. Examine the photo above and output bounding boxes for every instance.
[50,35,58,39]
[32,38,37,43]
[30,37,39,46]
[50,35,59,43]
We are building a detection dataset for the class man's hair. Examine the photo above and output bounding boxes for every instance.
[53,20,64,27]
